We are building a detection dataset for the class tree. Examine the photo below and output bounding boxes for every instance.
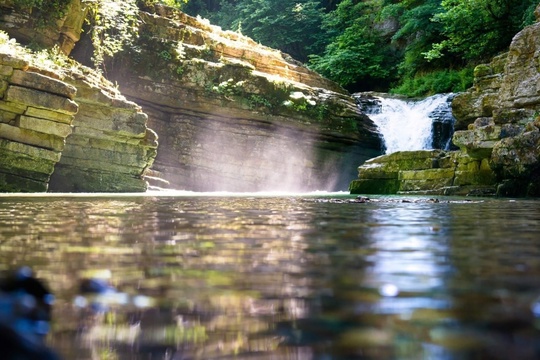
[385,0,449,75]
[183,0,327,62]
[425,0,538,62]
[308,0,399,91]
[231,0,326,62]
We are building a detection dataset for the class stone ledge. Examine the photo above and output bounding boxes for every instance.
[16,115,73,137]
[5,85,78,115]
[0,123,66,151]
[10,69,77,99]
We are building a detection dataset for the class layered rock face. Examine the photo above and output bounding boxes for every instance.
[349,150,496,196]
[0,49,157,192]
[2,2,382,193]
[0,10,158,194]
[0,0,87,55]
[48,69,158,192]
[103,5,382,191]
[0,53,77,191]
[452,6,540,197]
[351,5,540,197]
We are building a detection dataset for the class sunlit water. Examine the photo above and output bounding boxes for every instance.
[369,94,452,153]
[1,192,540,359]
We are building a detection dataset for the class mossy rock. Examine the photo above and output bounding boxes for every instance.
[474,64,493,79]
[349,179,400,195]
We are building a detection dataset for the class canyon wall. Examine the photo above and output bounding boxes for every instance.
[0,0,158,192]
[0,1,382,192]
[103,5,382,191]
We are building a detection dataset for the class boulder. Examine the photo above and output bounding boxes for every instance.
[451,54,506,130]
[452,118,501,159]
[349,150,496,196]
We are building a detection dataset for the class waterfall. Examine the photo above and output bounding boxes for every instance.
[357,93,455,154]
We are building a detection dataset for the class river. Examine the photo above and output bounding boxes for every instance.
[1,192,540,359]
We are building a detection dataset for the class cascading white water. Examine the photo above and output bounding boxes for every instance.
[369,94,452,154]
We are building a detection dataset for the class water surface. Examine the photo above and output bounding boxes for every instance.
[1,192,540,359]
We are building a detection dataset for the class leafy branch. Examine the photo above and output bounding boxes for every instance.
[86,0,141,69]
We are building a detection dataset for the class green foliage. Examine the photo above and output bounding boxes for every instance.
[388,0,449,75]
[308,0,399,89]
[12,0,72,27]
[137,0,188,9]
[158,50,172,61]
[426,0,538,62]
[184,0,327,62]
[210,78,245,98]
[247,94,273,110]
[87,0,141,69]
[234,0,327,62]
[391,67,474,97]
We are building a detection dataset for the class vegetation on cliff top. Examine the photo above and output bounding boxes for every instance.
[8,0,538,97]
[179,0,537,96]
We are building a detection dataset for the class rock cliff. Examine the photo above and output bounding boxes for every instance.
[350,4,540,197]
[102,5,381,191]
[0,34,157,192]
[0,52,77,191]
[48,67,158,192]
[1,1,382,192]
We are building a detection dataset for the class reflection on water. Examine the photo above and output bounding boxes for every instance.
[1,193,540,359]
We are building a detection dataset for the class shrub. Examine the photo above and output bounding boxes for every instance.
[391,67,474,97]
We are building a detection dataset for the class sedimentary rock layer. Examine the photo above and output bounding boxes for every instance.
[0,50,157,193]
[349,150,496,196]
[105,5,382,191]
[48,69,158,192]
[0,53,77,191]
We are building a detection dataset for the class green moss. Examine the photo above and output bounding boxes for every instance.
[349,179,400,195]
[247,94,273,110]
[474,64,492,78]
